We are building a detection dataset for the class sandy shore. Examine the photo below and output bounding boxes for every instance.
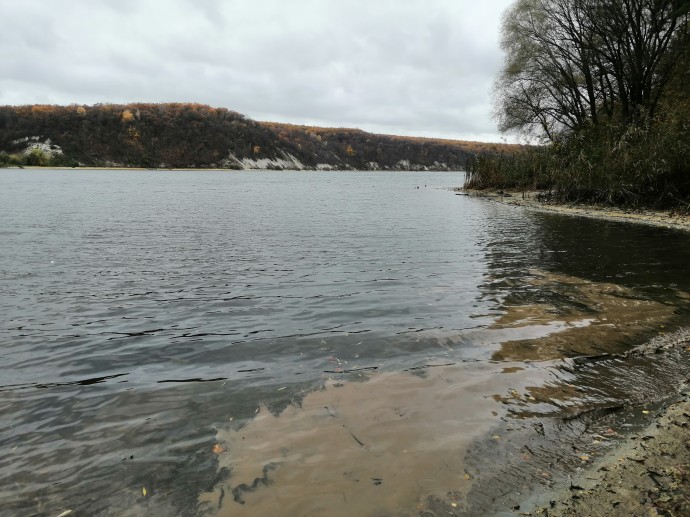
[459,189,690,232]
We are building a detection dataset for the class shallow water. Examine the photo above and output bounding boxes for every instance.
[2,169,690,516]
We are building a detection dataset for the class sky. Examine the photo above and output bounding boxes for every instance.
[0,0,516,143]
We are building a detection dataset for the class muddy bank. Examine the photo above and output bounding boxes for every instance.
[458,189,690,232]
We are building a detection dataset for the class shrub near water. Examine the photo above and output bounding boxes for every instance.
[465,110,690,209]
[550,112,690,208]
[0,148,79,168]
[464,147,552,192]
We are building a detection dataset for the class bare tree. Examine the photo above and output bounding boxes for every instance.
[495,0,689,141]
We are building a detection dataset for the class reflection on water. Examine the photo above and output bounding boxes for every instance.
[1,170,690,516]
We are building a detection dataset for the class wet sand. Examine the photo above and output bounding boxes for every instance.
[524,353,690,516]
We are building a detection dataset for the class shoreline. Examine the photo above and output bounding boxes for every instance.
[459,188,690,232]
[526,394,690,516]
[514,328,690,516]
[1,166,465,173]
[461,188,690,515]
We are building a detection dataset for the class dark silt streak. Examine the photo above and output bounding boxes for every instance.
[1,169,690,515]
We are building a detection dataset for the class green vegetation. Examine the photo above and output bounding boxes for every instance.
[0,148,79,168]
[0,151,20,166]
[466,0,690,209]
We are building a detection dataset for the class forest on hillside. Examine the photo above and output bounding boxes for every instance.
[0,103,519,170]
[262,122,511,170]
[466,0,690,208]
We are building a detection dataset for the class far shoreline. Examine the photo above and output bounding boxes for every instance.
[1,165,465,173]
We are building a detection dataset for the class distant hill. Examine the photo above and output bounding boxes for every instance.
[0,103,520,170]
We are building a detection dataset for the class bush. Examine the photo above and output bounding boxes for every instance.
[24,148,50,166]
[464,102,690,210]
[464,147,552,191]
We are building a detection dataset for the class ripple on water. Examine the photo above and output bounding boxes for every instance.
[2,170,690,515]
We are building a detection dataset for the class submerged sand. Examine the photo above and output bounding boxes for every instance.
[197,269,689,516]
[490,270,680,362]
[199,361,559,516]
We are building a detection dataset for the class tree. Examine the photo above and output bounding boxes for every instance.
[585,0,687,121]
[496,0,690,141]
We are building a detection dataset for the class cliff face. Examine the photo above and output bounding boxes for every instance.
[0,103,519,169]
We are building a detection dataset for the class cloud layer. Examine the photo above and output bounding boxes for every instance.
[0,0,514,141]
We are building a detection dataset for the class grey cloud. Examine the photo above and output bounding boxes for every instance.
[0,0,515,142]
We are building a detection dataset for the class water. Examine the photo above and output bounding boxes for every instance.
[2,169,690,516]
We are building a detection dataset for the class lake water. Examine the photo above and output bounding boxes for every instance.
[2,169,690,516]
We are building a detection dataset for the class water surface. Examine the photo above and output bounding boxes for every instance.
[2,169,690,516]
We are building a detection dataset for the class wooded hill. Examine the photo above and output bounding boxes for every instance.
[0,103,519,170]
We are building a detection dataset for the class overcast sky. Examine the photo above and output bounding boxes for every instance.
[0,0,515,142]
